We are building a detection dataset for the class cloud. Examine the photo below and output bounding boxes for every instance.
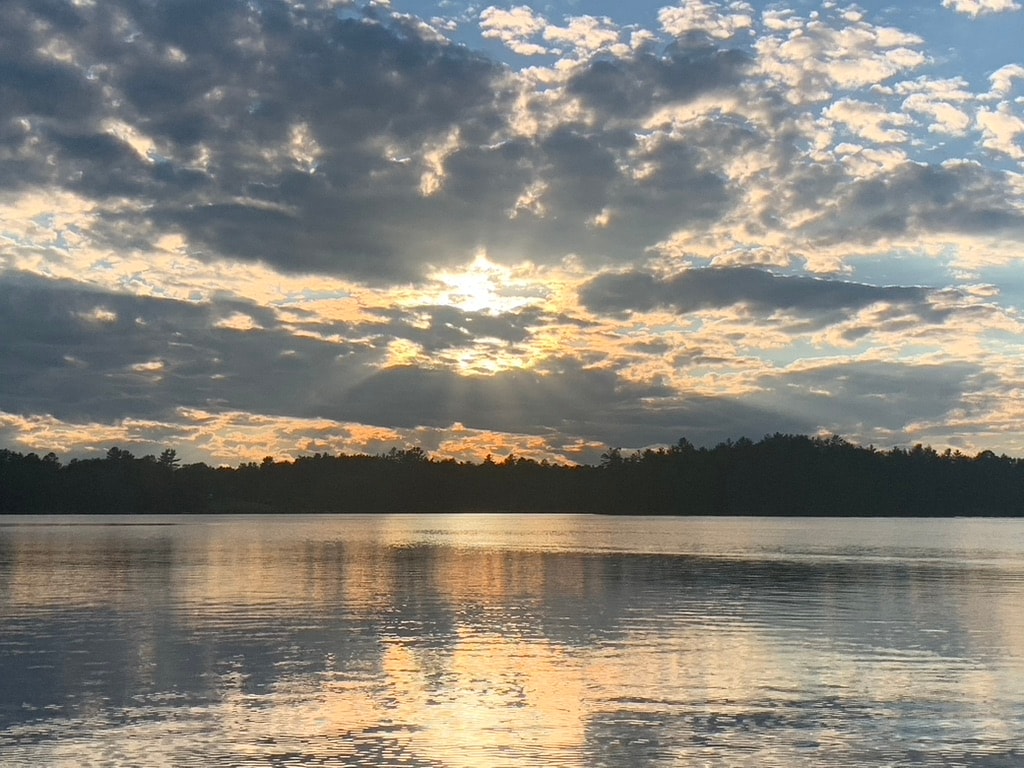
[800,161,1024,248]
[350,303,549,358]
[986,64,1024,98]
[976,104,1024,159]
[0,273,385,423]
[0,273,589,444]
[658,1,755,41]
[0,0,764,285]
[825,99,913,144]
[2,0,518,281]
[579,267,934,322]
[8,0,999,294]
[332,359,669,434]
[749,360,983,444]
[479,5,550,56]
[543,15,624,56]
[753,8,928,107]
[897,77,974,135]
[331,360,827,449]
[567,46,750,120]
[942,0,1021,17]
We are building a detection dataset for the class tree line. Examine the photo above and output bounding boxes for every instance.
[2,434,1024,516]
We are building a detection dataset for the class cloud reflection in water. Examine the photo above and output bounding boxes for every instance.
[1,515,1023,767]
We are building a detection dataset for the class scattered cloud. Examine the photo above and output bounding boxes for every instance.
[658,1,755,41]
[480,5,550,55]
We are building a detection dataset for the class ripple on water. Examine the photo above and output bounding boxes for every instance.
[3,516,1024,767]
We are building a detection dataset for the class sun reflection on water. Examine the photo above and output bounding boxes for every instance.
[2,515,1024,767]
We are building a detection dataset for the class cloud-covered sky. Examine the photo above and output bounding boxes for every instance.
[2,0,1023,465]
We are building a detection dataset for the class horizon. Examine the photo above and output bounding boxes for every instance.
[3,431,1018,470]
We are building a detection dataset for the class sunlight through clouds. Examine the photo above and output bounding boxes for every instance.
[1,0,1023,463]
[426,251,520,313]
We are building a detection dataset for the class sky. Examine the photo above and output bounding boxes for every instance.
[1,0,1024,466]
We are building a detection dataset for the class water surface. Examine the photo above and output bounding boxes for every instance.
[2,515,1023,766]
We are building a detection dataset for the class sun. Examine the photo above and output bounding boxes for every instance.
[429,250,519,313]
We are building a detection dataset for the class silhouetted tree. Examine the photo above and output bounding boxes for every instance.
[158,449,180,470]
[4,436,1024,516]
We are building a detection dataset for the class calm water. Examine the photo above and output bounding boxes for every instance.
[2,515,1023,767]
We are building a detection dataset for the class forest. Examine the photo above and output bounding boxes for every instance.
[2,434,1024,516]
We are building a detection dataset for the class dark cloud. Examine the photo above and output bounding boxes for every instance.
[576,360,979,450]
[137,5,513,280]
[0,275,561,427]
[0,274,981,453]
[0,274,384,422]
[0,0,516,278]
[749,361,983,439]
[609,397,818,449]
[811,161,1024,244]
[478,129,733,268]
[327,360,669,436]
[329,361,822,449]
[375,305,538,351]
[579,267,934,320]
[568,45,750,119]
[0,275,704,446]
[0,0,749,281]
[3,0,1020,285]
[280,303,554,355]
[591,136,735,246]
[0,4,100,123]
[537,128,620,217]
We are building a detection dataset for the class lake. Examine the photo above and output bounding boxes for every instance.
[1,514,1023,767]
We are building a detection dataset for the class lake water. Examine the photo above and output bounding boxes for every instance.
[1,515,1023,767]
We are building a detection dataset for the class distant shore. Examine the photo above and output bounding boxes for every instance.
[3,434,1023,517]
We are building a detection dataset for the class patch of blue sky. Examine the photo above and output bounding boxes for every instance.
[972,265,1024,310]
[846,252,952,287]
[906,9,1024,88]
[287,287,355,300]
[983,328,1024,350]
[761,338,829,363]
